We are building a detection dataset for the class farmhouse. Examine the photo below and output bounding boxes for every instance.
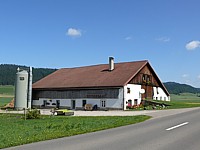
[32,58,170,110]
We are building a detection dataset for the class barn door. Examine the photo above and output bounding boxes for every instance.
[56,100,60,109]
[71,100,76,109]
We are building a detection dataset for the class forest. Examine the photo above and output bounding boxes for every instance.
[0,64,57,85]
[163,82,200,94]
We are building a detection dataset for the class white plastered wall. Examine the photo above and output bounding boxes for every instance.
[32,88,124,109]
[124,84,142,110]
[33,98,123,109]
[153,87,170,101]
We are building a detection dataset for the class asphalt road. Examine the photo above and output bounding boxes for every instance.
[4,108,200,150]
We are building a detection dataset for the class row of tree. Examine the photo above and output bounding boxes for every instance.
[0,64,57,85]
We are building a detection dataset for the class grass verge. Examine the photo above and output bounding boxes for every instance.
[0,97,13,107]
[159,100,200,109]
[0,85,14,107]
[0,114,151,149]
[138,100,200,110]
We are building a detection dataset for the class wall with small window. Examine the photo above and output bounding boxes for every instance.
[124,84,142,109]
[32,98,123,110]
[32,88,124,110]
[153,87,170,101]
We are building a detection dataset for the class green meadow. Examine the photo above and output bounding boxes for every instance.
[0,85,14,107]
[0,85,14,96]
[170,93,200,102]
[165,93,200,109]
[0,114,150,149]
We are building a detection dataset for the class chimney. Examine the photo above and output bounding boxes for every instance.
[109,57,114,71]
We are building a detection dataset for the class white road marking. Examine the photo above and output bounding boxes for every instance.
[166,122,189,131]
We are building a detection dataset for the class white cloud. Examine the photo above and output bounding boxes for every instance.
[67,28,82,37]
[156,37,170,42]
[182,74,189,78]
[185,40,200,50]
[125,36,132,40]
[198,75,200,80]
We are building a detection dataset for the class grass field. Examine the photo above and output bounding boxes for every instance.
[0,85,14,107]
[163,93,200,109]
[0,85,14,96]
[0,114,150,149]
[170,93,200,102]
[0,97,13,107]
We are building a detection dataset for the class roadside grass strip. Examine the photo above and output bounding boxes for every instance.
[0,114,151,149]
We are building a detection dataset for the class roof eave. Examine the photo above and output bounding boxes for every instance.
[32,85,124,91]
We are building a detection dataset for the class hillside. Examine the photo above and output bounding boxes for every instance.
[0,64,57,85]
[163,82,200,94]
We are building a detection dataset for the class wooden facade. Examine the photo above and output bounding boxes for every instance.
[128,63,160,100]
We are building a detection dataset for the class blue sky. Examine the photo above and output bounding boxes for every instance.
[1,0,200,87]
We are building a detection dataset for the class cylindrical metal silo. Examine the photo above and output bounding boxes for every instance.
[14,69,29,110]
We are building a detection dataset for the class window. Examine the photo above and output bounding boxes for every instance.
[43,100,47,106]
[160,96,162,100]
[127,88,131,94]
[142,74,151,84]
[134,99,138,105]
[156,87,159,94]
[82,100,87,107]
[101,100,106,108]
[19,77,24,81]
[146,76,150,82]
[128,100,132,106]
[142,74,146,81]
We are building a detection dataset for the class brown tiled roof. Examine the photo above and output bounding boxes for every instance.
[33,60,148,89]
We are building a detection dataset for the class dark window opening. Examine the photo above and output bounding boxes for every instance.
[19,77,24,81]
[128,99,132,106]
[82,100,87,107]
[101,100,106,107]
[134,99,138,105]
